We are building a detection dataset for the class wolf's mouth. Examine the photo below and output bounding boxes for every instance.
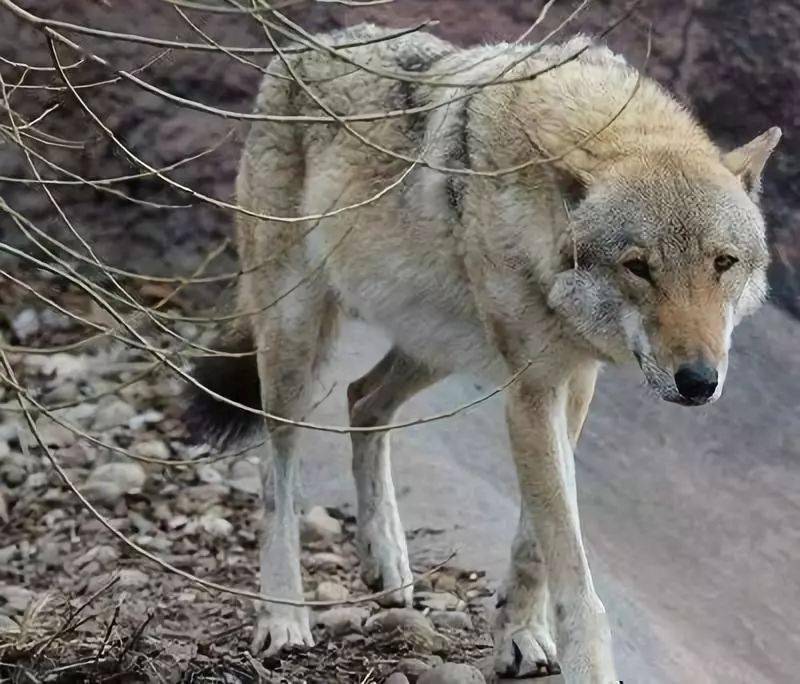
[633,351,709,407]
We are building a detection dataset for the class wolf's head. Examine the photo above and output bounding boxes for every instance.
[548,128,781,406]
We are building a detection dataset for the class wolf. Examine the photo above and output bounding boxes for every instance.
[185,24,780,683]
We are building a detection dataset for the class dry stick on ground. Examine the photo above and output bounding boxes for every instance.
[26,577,121,658]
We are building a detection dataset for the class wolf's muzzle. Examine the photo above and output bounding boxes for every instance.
[674,361,718,404]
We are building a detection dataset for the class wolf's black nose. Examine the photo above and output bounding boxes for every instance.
[674,362,718,402]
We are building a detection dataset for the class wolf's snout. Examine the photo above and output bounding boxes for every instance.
[674,362,718,404]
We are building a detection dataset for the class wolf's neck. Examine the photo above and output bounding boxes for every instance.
[512,44,717,180]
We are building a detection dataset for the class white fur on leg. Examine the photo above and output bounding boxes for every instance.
[251,441,314,655]
[494,508,559,678]
[505,383,618,683]
[352,433,413,606]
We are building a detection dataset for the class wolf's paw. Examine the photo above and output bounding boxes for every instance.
[357,518,414,607]
[251,605,314,657]
[494,625,560,678]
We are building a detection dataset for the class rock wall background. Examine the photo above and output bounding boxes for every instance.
[0,0,797,314]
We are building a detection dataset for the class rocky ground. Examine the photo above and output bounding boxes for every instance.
[0,282,500,683]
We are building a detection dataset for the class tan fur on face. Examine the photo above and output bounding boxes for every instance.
[655,284,727,368]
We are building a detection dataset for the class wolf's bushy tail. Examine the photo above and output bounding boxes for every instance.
[183,325,263,448]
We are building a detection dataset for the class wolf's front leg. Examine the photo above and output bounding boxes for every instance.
[502,381,617,683]
[251,432,314,656]
[494,506,559,678]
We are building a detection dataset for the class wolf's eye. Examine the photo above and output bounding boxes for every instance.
[714,254,738,273]
[623,258,652,282]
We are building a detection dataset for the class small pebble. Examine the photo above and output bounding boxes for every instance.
[315,581,349,602]
[314,607,369,637]
[117,568,149,588]
[414,591,465,612]
[92,399,136,431]
[417,663,485,684]
[386,674,411,684]
[430,610,474,631]
[300,506,343,543]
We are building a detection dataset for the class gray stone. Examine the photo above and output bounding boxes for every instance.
[200,514,233,538]
[24,472,47,489]
[365,608,449,654]
[133,439,170,461]
[43,381,79,404]
[396,658,434,683]
[40,309,74,332]
[82,462,146,505]
[430,610,474,631]
[38,541,62,568]
[386,674,411,684]
[198,464,224,484]
[414,591,465,612]
[127,410,164,431]
[92,399,136,431]
[0,614,18,633]
[307,551,348,571]
[33,419,76,448]
[0,584,33,614]
[128,511,155,533]
[2,463,25,486]
[74,545,119,568]
[117,568,149,588]
[417,663,485,684]
[12,309,40,340]
[58,403,96,428]
[315,580,349,602]
[433,574,458,593]
[314,607,369,637]
[228,459,260,494]
[300,506,343,543]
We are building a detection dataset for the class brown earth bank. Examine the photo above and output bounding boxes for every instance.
[0,0,798,314]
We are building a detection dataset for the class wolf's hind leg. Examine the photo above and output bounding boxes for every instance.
[347,348,444,605]
[249,286,333,656]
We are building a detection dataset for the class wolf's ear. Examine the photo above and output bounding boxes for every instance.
[721,126,781,200]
